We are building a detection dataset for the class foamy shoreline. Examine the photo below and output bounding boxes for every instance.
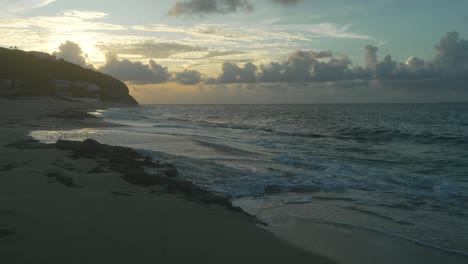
[0,97,336,264]
[3,98,468,264]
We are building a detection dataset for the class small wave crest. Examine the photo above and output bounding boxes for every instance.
[432,181,463,200]
[166,117,190,122]
[334,127,468,145]
[167,117,274,132]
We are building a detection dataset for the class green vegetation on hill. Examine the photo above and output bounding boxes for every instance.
[0,48,138,105]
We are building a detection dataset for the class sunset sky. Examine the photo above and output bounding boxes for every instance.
[1,0,468,104]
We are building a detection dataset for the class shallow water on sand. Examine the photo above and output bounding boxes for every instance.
[31,103,468,262]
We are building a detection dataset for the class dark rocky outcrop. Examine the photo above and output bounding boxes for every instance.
[0,229,15,238]
[56,139,141,160]
[46,172,81,188]
[54,139,240,211]
[48,110,97,120]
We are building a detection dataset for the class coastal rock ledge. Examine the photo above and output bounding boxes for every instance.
[54,139,241,211]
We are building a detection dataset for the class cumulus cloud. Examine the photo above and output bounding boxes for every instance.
[200,31,468,88]
[168,0,253,16]
[375,55,397,79]
[434,31,468,76]
[208,62,258,83]
[205,50,354,84]
[99,53,171,84]
[258,50,352,82]
[173,69,202,85]
[93,30,468,94]
[54,41,89,67]
[365,45,379,70]
[405,56,424,70]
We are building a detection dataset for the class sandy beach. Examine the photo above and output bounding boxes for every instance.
[0,98,335,264]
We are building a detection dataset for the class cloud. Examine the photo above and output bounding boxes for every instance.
[122,30,468,104]
[167,0,304,17]
[54,41,89,67]
[434,31,468,76]
[314,56,353,81]
[205,50,353,84]
[99,30,468,104]
[1,0,56,14]
[59,10,109,20]
[168,0,254,16]
[91,30,468,91]
[173,69,202,85]
[405,56,424,70]
[271,0,304,6]
[99,53,171,84]
[0,9,126,53]
[365,45,379,70]
[201,31,468,88]
[375,54,398,79]
[0,10,371,70]
[208,62,258,83]
[202,50,248,59]
[258,50,352,83]
[97,41,207,59]
[307,23,371,40]
[40,30,464,101]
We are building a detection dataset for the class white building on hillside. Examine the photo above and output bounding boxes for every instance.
[0,79,12,89]
[51,80,100,91]
[85,84,100,91]
[50,79,73,89]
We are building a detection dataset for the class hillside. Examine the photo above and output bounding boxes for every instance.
[0,48,138,105]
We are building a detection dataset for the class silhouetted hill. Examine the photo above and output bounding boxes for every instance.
[0,48,138,105]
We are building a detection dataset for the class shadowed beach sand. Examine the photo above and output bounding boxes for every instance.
[0,98,335,263]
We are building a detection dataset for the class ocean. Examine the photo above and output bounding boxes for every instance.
[31,103,468,261]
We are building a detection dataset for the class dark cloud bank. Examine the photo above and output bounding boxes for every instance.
[59,31,468,101]
[99,31,468,87]
[168,0,254,16]
[202,31,468,90]
[168,0,303,16]
[99,53,171,84]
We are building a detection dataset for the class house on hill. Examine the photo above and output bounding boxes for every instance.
[0,79,23,96]
[50,79,100,91]
[73,81,100,91]
[50,79,101,102]
[50,79,73,89]
[0,79,12,89]
[28,51,57,62]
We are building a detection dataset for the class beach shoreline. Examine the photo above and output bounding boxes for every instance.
[0,97,336,264]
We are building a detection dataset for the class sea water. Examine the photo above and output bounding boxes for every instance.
[31,103,468,261]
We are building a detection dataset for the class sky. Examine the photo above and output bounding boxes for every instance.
[1,0,468,104]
